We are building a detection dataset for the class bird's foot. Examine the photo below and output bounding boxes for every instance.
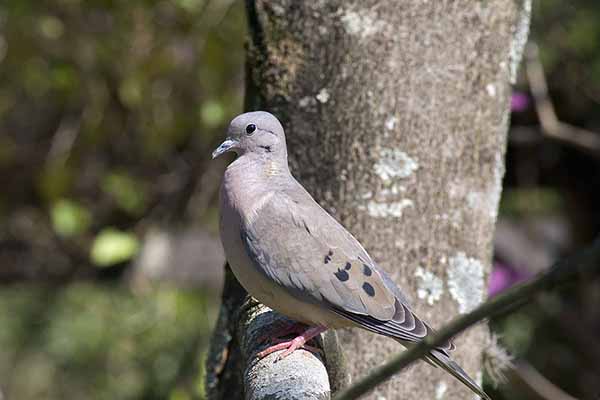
[257,325,327,361]
[256,321,309,344]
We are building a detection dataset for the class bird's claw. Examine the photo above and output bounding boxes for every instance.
[256,325,327,361]
[257,337,323,361]
[255,321,309,344]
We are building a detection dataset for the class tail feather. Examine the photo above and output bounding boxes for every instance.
[428,349,491,400]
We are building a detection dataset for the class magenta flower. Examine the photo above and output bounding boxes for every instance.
[488,262,531,297]
[511,92,530,112]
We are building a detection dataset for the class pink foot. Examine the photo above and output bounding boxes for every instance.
[256,321,309,344]
[257,325,327,361]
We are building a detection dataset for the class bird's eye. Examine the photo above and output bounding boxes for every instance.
[245,124,257,135]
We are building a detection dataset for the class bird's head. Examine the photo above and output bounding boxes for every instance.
[212,111,287,160]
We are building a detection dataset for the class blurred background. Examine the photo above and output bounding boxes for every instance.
[0,1,598,399]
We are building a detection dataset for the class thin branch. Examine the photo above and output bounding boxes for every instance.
[334,238,600,400]
[509,361,578,400]
[45,114,81,165]
[525,43,600,158]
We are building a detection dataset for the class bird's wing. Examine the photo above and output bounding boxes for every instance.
[241,183,451,349]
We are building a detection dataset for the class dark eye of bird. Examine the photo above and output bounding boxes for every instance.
[245,123,256,135]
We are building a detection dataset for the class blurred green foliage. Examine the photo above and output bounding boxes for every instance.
[101,172,148,217]
[51,198,92,237]
[90,227,140,267]
[0,284,214,400]
[0,1,244,398]
[0,0,245,272]
[499,187,564,216]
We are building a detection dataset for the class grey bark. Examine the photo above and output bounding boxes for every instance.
[207,0,530,399]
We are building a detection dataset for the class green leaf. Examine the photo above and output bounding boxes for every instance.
[200,100,225,128]
[101,172,147,216]
[50,199,91,237]
[90,228,139,267]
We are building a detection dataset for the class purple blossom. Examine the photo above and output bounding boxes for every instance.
[511,91,530,112]
[488,262,531,297]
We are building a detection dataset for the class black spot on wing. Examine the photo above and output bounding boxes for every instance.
[363,264,372,276]
[362,282,375,297]
[334,268,349,282]
[324,250,333,264]
[344,262,352,270]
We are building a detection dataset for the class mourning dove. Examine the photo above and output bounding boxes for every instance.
[213,111,491,400]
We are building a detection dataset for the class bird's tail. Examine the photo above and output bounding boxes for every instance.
[427,349,491,400]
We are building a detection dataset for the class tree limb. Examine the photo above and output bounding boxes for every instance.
[508,361,578,400]
[525,43,600,158]
[206,266,348,400]
[334,238,600,400]
[238,298,331,400]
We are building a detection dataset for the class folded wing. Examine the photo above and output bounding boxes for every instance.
[240,181,454,353]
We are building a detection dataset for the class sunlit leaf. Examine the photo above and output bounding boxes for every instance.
[50,199,92,237]
[90,228,139,267]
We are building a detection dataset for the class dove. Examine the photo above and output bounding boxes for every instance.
[213,111,491,400]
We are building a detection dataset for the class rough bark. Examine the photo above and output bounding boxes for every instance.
[208,0,530,399]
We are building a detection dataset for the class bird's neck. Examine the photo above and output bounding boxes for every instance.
[227,153,291,181]
[224,154,292,202]
[223,154,291,220]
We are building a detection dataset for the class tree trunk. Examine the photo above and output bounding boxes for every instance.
[208,0,530,399]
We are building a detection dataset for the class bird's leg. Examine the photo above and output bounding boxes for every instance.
[257,325,327,361]
[256,320,309,344]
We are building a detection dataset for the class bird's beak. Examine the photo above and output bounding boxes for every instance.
[212,138,238,159]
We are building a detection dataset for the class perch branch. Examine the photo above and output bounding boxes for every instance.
[238,298,332,400]
[334,238,600,400]
[206,266,347,400]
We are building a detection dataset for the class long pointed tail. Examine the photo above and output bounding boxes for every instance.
[427,349,491,400]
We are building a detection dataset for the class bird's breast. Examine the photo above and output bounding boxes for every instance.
[219,181,277,303]
[218,180,350,328]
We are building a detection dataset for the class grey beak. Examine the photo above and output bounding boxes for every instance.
[212,138,238,159]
